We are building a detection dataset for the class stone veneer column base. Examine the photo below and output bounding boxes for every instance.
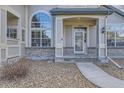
[55,57,64,62]
[99,57,108,63]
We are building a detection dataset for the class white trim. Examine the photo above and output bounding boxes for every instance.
[50,17,54,47]
[105,16,108,57]
[7,45,20,58]
[7,45,19,47]
[18,18,22,56]
[98,19,101,58]
[0,5,21,18]
[87,26,89,47]
[8,54,20,59]
[30,10,51,20]
[0,48,1,63]
[55,17,63,57]
[25,6,29,47]
[0,8,2,64]
[0,8,1,64]
[7,38,19,42]
[0,9,1,44]
[115,32,117,47]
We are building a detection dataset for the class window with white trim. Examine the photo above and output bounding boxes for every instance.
[22,28,25,41]
[107,31,124,47]
[31,12,51,47]
[7,26,17,39]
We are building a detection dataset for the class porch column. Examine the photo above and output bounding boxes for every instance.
[25,6,29,47]
[18,18,22,57]
[0,8,1,64]
[0,8,7,63]
[97,17,107,63]
[55,17,64,62]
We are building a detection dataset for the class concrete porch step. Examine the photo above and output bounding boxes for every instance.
[64,58,98,62]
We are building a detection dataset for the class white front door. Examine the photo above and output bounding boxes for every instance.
[74,27,85,54]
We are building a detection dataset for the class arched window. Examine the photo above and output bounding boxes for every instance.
[31,12,51,47]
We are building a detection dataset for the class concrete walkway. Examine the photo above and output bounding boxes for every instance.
[76,63,124,88]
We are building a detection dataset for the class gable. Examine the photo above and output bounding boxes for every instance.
[108,13,124,23]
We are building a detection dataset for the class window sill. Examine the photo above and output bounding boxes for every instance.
[107,46,124,49]
[7,38,19,42]
[26,47,55,49]
[21,41,25,44]
[22,41,25,42]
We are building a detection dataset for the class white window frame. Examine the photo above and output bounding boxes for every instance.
[31,11,52,47]
[107,31,124,47]
[7,26,18,39]
[22,28,25,42]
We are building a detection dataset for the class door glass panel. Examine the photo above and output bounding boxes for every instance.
[75,32,83,52]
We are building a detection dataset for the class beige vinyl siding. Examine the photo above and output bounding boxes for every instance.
[8,47,19,58]
[1,49,6,61]
[64,25,72,47]
[20,43,25,56]
[89,26,97,47]
[7,40,18,45]
[7,19,18,26]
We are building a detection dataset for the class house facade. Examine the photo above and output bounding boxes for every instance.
[0,5,124,63]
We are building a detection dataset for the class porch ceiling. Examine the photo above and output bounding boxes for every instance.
[50,8,113,15]
[63,17,96,26]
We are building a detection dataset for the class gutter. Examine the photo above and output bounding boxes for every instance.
[103,5,124,17]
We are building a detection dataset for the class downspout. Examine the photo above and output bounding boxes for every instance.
[105,11,108,60]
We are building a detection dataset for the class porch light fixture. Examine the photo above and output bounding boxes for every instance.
[77,17,81,20]
[102,27,105,33]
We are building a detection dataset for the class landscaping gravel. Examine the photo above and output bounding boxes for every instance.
[95,59,124,80]
[0,60,96,88]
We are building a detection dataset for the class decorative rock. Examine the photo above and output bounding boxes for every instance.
[0,60,96,88]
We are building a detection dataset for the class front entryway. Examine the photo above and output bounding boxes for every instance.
[74,27,86,54]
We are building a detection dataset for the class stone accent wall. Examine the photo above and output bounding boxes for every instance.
[63,47,73,56]
[25,47,55,60]
[63,47,97,58]
[25,47,124,61]
[108,48,124,58]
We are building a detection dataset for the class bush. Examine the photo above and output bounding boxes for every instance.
[0,58,30,80]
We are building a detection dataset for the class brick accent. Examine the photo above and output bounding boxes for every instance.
[108,48,124,58]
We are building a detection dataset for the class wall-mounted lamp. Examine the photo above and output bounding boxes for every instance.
[102,27,105,33]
